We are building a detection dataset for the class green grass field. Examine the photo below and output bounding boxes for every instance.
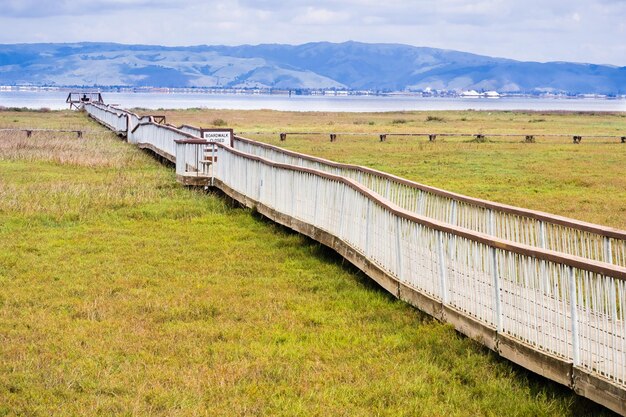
[0,109,619,416]
[161,109,626,229]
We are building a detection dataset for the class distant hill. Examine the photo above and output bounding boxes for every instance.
[0,41,625,94]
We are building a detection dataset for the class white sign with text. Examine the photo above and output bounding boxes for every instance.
[203,130,232,147]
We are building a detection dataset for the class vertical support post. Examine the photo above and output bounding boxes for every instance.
[539,220,549,291]
[273,165,279,210]
[313,175,320,226]
[175,141,183,177]
[604,236,613,264]
[365,199,371,257]
[211,144,215,186]
[289,171,295,216]
[336,182,345,237]
[245,147,251,197]
[438,231,448,304]
[395,217,403,280]
[257,170,263,201]
[194,143,199,177]
[569,266,580,366]
[609,278,618,365]
[491,247,502,332]
[417,190,425,216]
[450,200,458,226]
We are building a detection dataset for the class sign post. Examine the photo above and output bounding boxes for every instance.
[200,129,233,185]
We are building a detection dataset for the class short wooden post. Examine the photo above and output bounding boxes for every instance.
[525,135,535,143]
[330,133,337,142]
[379,134,386,142]
[429,134,437,142]
[280,133,287,141]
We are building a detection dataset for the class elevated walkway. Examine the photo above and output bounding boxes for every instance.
[82,101,626,415]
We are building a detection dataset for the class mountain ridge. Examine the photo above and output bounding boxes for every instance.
[0,41,624,94]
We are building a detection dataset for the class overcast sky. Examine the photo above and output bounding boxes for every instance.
[0,0,624,66]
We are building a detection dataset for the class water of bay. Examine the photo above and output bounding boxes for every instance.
[1,90,625,112]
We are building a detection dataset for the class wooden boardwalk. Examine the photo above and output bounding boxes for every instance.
[83,101,626,415]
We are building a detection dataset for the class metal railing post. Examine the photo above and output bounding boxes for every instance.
[488,209,495,235]
[569,266,580,366]
[450,200,458,226]
[395,216,403,279]
[491,247,502,332]
[339,184,348,238]
[604,236,613,264]
[365,199,371,257]
[438,230,448,304]
[211,144,215,186]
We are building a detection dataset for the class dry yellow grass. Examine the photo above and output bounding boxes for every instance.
[156,108,626,140]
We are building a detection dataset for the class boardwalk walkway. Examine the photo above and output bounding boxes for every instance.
[83,102,626,415]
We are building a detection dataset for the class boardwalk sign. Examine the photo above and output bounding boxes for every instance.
[202,129,233,147]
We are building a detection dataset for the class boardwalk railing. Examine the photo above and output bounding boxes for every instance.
[174,139,216,186]
[83,103,626,414]
[232,136,626,267]
[84,102,128,134]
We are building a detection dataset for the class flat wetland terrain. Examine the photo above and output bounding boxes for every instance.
[163,109,626,229]
[0,109,621,416]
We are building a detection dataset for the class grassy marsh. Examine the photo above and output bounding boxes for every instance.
[0,110,617,416]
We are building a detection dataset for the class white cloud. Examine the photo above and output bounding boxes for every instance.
[0,0,623,65]
[0,0,183,18]
[293,7,350,25]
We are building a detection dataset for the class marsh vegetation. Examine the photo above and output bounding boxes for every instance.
[0,109,618,415]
